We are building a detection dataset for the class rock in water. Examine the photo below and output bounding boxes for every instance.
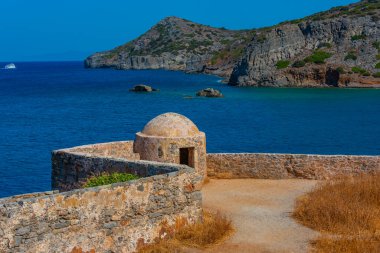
[129,85,158,92]
[196,88,223,98]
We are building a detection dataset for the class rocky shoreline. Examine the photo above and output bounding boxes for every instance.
[85,0,380,88]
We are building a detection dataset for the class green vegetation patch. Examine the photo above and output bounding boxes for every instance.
[292,60,306,68]
[256,34,267,44]
[375,62,380,69]
[304,51,332,64]
[352,66,371,76]
[344,51,357,61]
[276,60,290,69]
[336,67,346,74]
[373,41,380,50]
[318,42,332,49]
[83,172,139,188]
[351,34,367,41]
[373,72,380,78]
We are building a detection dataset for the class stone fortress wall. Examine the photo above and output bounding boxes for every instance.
[207,153,380,179]
[0,113,379,253]
[0,141,202,253]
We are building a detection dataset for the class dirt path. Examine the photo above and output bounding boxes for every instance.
[201,179,319,253]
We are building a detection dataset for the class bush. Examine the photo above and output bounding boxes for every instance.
[292,60,306,68]
[275,60,290,69]
[375,62,380,69]
[317,42,332,49]
[304,51,332,64]
[373,72,380,78]
[256,34,267,44]
[373,41,380,50]
[344,51,357,61]
[363,72,371,76]
[138,211,234,252]
[351,66,366,74]
[293,173,380,252]
[83,172,139,188]
[351,34,366,41]
[336,67,346,74]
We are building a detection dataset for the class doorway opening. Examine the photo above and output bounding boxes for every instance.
[180,147,195,168]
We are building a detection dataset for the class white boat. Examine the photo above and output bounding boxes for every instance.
[4,63,16,69]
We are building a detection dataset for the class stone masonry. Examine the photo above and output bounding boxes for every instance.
[207,153,380,179]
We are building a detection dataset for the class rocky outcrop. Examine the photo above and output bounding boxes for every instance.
[86,0,380,87]
[129,84,158,92]
[196,88,223,97]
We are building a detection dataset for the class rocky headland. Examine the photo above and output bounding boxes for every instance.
[85,0,380,88]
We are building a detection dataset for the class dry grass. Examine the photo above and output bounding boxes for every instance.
[293,173,380,253]
[138,211,234,253]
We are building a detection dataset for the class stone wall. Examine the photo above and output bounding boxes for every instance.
[207,153,380,179]
[65,141,140,160]
[52,151,176,192]
[0,164,202,253]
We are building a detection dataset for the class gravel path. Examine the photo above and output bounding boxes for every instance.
[200,179,319,253]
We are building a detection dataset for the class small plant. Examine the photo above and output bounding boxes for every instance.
[318,42,332,49]
[256,34,267,44]
[375,62,380,69]
[275,60,290,69]
[304,50,332,64]
[372,41,380,50]
[83,172,139,188]
[351,34,366,41]
[220,39,231,45]
[336,67,346,74]
[373,72,380,78]
[292,60,306,68]
[344,51,357,61]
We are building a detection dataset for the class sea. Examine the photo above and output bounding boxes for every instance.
[0,61,379,197]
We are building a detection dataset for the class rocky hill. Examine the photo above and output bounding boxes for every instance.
[85,0,380,87]
[85,17,254,78]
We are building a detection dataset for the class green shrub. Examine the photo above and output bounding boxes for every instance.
[363,72,371,76]
[352,67,371,76]
[373,41,380,50]
[376,62,380,69]
[336,67,346,74]
[276,60,290,69]
[351,34,366,41]
[373,72,380,78]
[221,39,232,45]
[305,51,332,64]
[83,172,139,188]
[318,42,332,49]
[292,60,306,68]
[344,51,357,61]
[257,34,267,44]
[352,66,366,73]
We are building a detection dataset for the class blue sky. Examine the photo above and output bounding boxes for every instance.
[0,0,358,61]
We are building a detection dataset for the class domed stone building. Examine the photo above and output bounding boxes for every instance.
[133,112,207,177]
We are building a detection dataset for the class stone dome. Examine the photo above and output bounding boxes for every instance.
[141,113,200,137]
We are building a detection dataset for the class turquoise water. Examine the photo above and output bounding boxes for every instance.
[0,61,379,197]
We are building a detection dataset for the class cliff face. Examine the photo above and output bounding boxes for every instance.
[86,0,380,87]
[230,14,380,87]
